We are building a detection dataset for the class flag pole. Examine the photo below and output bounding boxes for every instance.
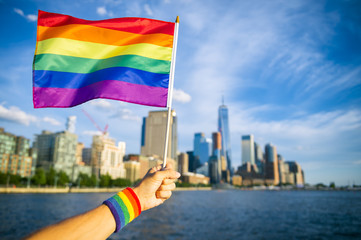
[163,16,179,169]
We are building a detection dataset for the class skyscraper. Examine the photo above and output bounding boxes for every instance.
[193,133,212,165]
[265,143,279,185]
[218,101,232,174]
[193,132,205,158]
[209,132,222,183]
[140,110,177,161]
[241,135,255,165]
[199,138,212,164]
[254,142,264,174]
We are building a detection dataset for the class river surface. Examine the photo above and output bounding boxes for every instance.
[0,190,360,240]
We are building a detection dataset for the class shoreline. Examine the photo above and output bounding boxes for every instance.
[1,186,359,194]
[0,186,212,194]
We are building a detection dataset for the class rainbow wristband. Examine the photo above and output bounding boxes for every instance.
[103,187,142,232]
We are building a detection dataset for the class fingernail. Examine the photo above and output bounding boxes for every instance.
[176,172,181,178]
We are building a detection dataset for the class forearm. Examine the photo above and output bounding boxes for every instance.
[26,204,115,240]
[25,164,179,240]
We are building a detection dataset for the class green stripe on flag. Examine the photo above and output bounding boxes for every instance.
[34,54,171,74]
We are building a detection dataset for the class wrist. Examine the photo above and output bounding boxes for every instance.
[131,186,143,212]
[103,187,142,232]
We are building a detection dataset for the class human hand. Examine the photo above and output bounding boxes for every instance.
[132,163,181,211]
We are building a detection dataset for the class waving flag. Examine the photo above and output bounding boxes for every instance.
[33,10,175,108]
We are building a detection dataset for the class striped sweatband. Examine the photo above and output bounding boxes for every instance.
[103,187,142,232]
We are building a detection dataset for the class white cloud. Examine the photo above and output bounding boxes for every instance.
[0,104,37,126]
[27,14,37,21]
[96,6,107,16]
[173,89,191,103]
[82,130,103,136]
[42,117,61,126]
[353,160,361,165]
[13,8,37,22]
[111,108,141,122]
[14,8,24,16]
[227,104,361,169]
[89,99,113,110]
[144,4,153,16]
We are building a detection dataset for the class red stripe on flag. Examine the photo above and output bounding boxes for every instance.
[37,10,175,36]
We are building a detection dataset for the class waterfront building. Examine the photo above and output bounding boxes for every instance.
[209,155,220,184]
[196,162,209,177]
[232,175,242,186]
[265,143,279,185]
[193,133,212,165]
[242,135,255,165]
[285,161,305,186]
[254,142,264,174]
[218,101,232,174]
[278,154,288,184]
[178,152,189,175]
[187,151,200,173]
[34,130,78,178]
[76,142,85,165]
[140,110,178,161]
[72,164,92,183]
[181,172,210,185]
[0,128,33,177]
[125,154,151,179]
[91,135,126,180]
[193,132,204,159]
[82,148,92,165]
[208,132,223,184]
[254,142,263,162]
[199,138,212,164]
[124,161,140,183]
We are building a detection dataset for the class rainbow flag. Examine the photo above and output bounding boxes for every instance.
[33,10,175,108]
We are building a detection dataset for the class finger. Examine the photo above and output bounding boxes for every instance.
[158,183,176,191]
[155,169,181,180]
[164,162,173,170]
[162,178,176,185]
[156,190,172,199]
[149,165,162,174]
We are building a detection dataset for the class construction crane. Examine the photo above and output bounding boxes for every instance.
[82,109,108,135]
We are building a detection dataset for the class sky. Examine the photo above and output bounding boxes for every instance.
[0,0,360,186]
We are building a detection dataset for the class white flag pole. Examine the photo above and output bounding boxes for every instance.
[162,16,179,169]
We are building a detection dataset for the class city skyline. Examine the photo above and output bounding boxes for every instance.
[0,0,360,185]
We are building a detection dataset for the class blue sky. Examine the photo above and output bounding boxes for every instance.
[0,0,360,186]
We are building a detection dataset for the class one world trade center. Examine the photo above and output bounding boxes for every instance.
[218,99,232,175]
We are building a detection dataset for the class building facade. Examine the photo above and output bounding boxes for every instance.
[35,130,78,178]
[265,143,279,185]
[124,161,140,183]
[91,135,126,179]
[242,135,255,165]
[141,110,177,161]
[178,152,189,175]
[0,128,33,177]
[218,103,232,174]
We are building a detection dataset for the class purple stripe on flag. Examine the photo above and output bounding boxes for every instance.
[33,80,168,108]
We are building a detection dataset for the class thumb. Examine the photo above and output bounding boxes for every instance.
[155,169,181,180]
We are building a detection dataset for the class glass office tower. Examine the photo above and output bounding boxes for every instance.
[218,101,232,174]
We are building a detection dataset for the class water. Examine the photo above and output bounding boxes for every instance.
[1,190,361,240]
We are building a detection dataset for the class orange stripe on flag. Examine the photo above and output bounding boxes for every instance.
[37,25,174,48]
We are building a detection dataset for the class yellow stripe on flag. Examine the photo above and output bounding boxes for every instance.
[36,38,173,61]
